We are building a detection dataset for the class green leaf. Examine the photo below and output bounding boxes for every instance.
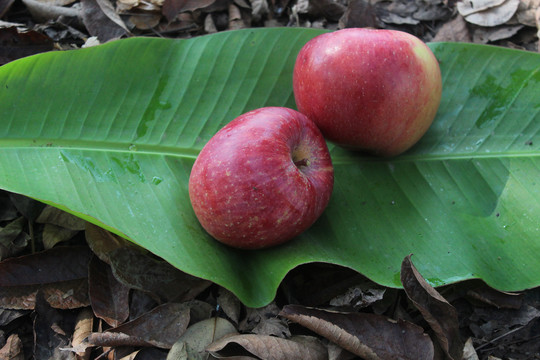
[0,28,539,307]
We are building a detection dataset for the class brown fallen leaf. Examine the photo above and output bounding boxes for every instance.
[0,246,91,286]
[280,304,433,360]
[0,308,27,326]
[108,302,191,349]
[41,277,90,309]
[85,222,133,264]
[516,0,540,27]
[0,333,24,360]
[0,278,88,310]
[239,302,290,338]
[338,0,377,29]
[33,291,74,359]
[466,283,523,309]
[81,0,130,41]
[42,224,80,249]
[433,14,472,42]
[0,26,54,66]
[228,3,245,30]
[462,338,480,360]
[72,308,94,360]
[207,334,327,360]
[460,0,520,26]
[0,216,29,261]
[107,246,211,303]
[88,255,130,327]
[168,317,237,359]
[217,287,242,324]
[401,255,463,360]
[80,331,152,350]
[36,205,86,230]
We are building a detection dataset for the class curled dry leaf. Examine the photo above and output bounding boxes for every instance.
[459,0,520,26]
[400,255,463,360]
[0,216,28,260]
[239,302,290,337]
[457,0,507,16]
[207,334,327,360]
[516,0,540,26]
[85,222,133,265]
[36,205,86,230]
[433,14,472,42]
[167,317,237,359]
[0,333,24,360]
[462,338,480,360]
[280,304,434,360]
[72,308,94,359]
[81,0,130,41]
[217,287,242,324]
[42,224,79,249]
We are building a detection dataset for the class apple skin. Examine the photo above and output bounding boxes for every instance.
[293,28,442,157]
[188,107,334,249]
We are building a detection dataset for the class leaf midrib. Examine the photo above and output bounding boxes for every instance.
[1,138,539,163]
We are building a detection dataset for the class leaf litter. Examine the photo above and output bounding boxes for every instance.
[0,0,540,357]
[0,190,539,359]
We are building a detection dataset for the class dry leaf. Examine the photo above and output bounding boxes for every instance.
[433,14,472,42]
[0,216,29,260]
[0,27,54,66]
[228,3,245,30]
[466,284,523,309]
[20,0,80,23]
[109,302,191,349]
[217,287,242,324]
[81,0,130,41]
[401,255,463,360]
[36,205,86,230]
[329,286,385,310]
[42,223,79,249]
[207,334,327,360]
[472,24,524,42]
[516,0,540,27]
[0,278,89,310]
[239,302,290,337]
[280,304,433,360]
[41,278,90,309]
[327,342,356,360]
[0,246,91,309]
[168,317,237,359]
[0,308,27,326]
[338,0,377,29]
[33,291,74,359]
[85,222,133,265]
[0,333,24,360]
[72,308,94,359]
[107,246,211,303]
[129,13,162,30]
[462,338,479,360]
[457,0,507,16]
[88,255,130,327]
[0,246,91,286]
[461,0,520,26]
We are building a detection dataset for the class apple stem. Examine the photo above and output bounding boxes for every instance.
[294,158,310,168]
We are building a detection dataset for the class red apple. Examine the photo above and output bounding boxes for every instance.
[293,28,442,156]
[188,107,334,249]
